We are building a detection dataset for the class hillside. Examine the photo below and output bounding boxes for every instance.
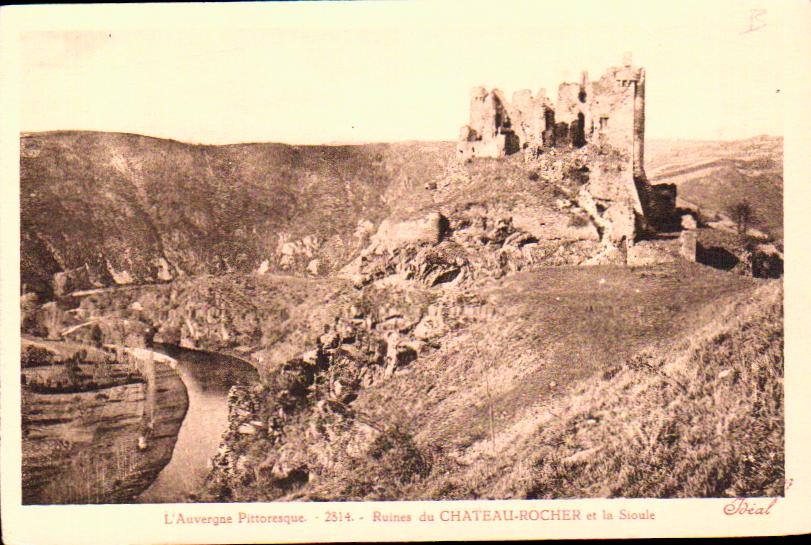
[142,262,771,502]
[19,130,784,503]
[21,132,783,298]
[21,131,455,295]
[68,259,775,502]
[646,136,783,239]
[419,279,783,499]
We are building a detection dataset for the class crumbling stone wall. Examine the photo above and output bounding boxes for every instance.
[583,65,646,179]
[555,71,592,150]
[457,58,645,165]
[456,56,675,249]
[457,88,520,160]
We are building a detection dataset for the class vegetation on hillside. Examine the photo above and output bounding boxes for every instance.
[646,136,783,239]
[21,132,784,296]
[727,199,757,235]
[21,131,455,294]
[21,346,144,394]
[179,261,770,501]
[19,130,784,504]
[432,281,784,499]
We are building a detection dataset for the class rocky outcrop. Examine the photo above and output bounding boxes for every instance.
[679,231,698,262]
[62,316,155,348]
[343,202,603,289]
[21,342,187,504]
[52,265,96,297]
[199,277,462,501]
[71,276,281,358]
[368,212,448,252]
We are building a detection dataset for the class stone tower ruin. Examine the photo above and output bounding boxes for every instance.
[457,56,676,245]
[457,57,646,170]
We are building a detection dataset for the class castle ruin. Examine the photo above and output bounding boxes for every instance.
[458,56,676,247]
[457,55,646,168]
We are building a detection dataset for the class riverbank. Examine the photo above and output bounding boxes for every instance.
[21,338,188,504]
[137,345,259,503]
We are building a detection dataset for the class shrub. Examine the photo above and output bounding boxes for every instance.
[727,199,757,235]
[568,213,591,228]
[339,425,432,500]
[21,346,54,368]
[366,426,431,484]
[565,165,590,186]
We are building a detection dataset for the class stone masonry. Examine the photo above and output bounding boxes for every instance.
[457,56,645,174]
[457,55,676,247]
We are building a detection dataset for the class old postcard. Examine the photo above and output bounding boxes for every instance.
[2,0,810,542]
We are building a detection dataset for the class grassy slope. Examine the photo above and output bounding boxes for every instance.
[20,131,455,293]
[305,262,775,499]
[357,262,757,445]
[646,136,783,239]
[428,279,784,499]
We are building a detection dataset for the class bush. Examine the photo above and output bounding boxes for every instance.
[568,213,591,228]
[367,426,431,484]
[21,346,54,368]
[565,165,590,186]
[340,425,432,499]
[727,199,757,235]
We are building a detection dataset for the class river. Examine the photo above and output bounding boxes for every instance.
[137,345,258,503]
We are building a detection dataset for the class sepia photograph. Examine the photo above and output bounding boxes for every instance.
[2,0,809,542]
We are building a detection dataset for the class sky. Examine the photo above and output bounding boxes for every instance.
[15,0,791,145]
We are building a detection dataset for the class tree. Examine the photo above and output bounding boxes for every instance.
[727,199,756,236]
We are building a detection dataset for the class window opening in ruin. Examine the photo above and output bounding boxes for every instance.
[544,109,555,131]
[578,89,587,103]
[600,116,609,130]
[573,113,586,147]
